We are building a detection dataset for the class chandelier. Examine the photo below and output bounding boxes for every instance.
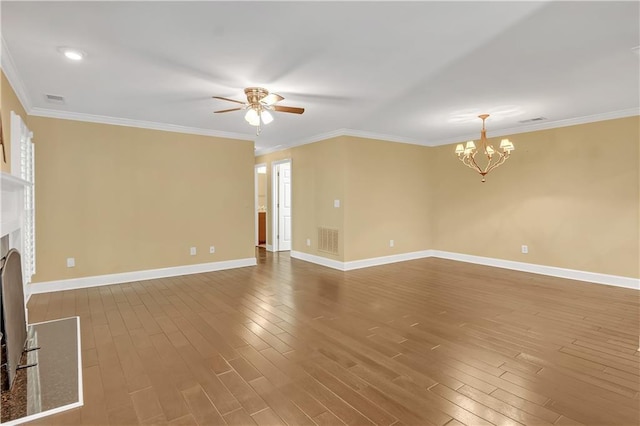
[455,114,514,182]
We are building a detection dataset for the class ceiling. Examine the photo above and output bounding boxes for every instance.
[2,1,638,155]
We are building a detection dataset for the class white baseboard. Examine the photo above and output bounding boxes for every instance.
[25,285,32,304]
[29,257,257,294]
[27,250,638,294]
[344,250,434,271]
[290,250,433,271]
[266,244,274,252]
[291,249,638,290]
[290,251,346,270]
[431,250,639,290]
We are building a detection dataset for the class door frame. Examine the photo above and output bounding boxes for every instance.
[254,163,267,247]
[272,159,292,252]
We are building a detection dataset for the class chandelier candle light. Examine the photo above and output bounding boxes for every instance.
[454,114,514,182]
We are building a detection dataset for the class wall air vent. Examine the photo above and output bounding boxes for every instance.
[44,94,65,104]
[518,117,547,124]
[318,227,339,255]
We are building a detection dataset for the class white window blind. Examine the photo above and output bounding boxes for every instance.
[11,111,35,283]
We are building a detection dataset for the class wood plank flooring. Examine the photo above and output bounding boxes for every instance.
[26,250,639,425]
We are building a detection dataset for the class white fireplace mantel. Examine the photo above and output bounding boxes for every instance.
[1,171,32,238]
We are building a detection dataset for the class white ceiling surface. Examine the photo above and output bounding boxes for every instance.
[1,1,638,154]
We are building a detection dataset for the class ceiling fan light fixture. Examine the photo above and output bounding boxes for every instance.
[213,87,304,135]
[261,110,274,125]
[244,108,260,126]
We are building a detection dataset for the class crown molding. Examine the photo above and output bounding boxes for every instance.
[2,37,254,142]
[428,108,640,147]
[1,37,33,112]
[254,128,428,156]
[4,31,636,153]
[29,107,256,141]
[255,128,343,156]
[28,106,639,155]
[341,128,427,146]
[256,108,639,156]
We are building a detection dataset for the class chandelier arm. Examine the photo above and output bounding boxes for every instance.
[467,157,483,174]
[466,153,485,175]
[480,154,492,174]
[483,145,497,171]
[484,152,508,175]
[483,153,501,175]
[460,155,479,172]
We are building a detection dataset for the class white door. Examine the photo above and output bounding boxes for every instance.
[276,161,292,251]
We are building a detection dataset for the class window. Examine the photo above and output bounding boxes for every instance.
[11,111,35,283]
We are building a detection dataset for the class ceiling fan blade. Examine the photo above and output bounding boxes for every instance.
[261,93,284,106]
[273,105,305,114]
[212,96,245,105]
[213,107,243,113]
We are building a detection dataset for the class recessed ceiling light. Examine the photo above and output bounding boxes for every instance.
[58,47,85,61]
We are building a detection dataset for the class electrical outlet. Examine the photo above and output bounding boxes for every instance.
[190,247,197,256]
[66,257,75,268]
[390,240,394,248]
[209,246,215,254]
[306,239,311,247]
[521,245,528,254]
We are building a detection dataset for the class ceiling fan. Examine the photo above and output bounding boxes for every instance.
[213,87,304,135]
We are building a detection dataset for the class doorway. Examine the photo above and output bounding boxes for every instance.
[255,163,267,248]
[272,159,292,251]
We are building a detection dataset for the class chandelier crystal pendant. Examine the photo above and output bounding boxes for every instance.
[454,114,514,182]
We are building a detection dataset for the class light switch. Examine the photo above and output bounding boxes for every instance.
[334,199,340,208]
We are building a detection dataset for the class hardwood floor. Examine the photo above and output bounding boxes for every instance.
[26,250,639,425]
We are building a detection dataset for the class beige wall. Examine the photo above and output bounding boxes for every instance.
[430,116,639,278]
[257,136,432,263]
[5,68,638,281]
[28,116,255,283]
[292,137,347,261]
[1,71,30,174]
[256,139,347,261]
[343,137,431,261]
[257,117,638,279]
